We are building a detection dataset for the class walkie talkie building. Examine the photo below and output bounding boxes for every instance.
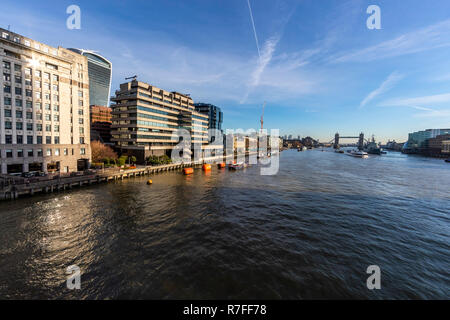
[67,49,112,107]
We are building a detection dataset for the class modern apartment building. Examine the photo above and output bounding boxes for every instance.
[90,105,112,144]
[67,49,112,107]
[194,103,223,131]
[0,28,91,174]
[111,80,209,163]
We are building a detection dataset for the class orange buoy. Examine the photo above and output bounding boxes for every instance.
[183,168,194,175]
[217,162,226,168]
[202,164,211,171]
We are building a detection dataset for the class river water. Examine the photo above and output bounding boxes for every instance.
[0,149,449,299]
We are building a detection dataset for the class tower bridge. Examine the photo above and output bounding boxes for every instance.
[329,133,366,150]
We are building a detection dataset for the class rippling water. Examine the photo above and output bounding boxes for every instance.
[0,149,449,299]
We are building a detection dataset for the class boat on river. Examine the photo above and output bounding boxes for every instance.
[229,162,245,170]
[348,150,369,158]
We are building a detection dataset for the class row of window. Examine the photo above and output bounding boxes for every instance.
[1,147,85,159]
[2,134,85,145]
[3,73,59,88]
[4,122,60,132]
[2,60,58,75]
[1,32,59,55]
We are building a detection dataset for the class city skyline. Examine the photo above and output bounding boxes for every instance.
[2,0,450,143]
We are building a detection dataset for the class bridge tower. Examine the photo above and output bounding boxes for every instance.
[334,133,340,149]
[358,132,365,150]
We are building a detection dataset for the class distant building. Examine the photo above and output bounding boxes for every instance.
[426,134,450,157]
[110,80,209,163]
[67,49,112,107]
[404,129,450,153]
[194,103,223,131]
[0,28,91,174]
[90,105,112,144]
[442,140,450,155]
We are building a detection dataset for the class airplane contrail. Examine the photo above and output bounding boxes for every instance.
[247,0,261,60]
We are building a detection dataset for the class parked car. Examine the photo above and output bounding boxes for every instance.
[21,172,34,178]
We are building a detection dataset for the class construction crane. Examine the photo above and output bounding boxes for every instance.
[125,75,137,81]
[260,101,266,133]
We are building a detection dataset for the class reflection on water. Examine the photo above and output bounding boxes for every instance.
[0,150,449,299]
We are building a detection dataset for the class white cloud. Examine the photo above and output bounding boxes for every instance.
[332,19,450,63]
[378,93,450,118]
[359,71,403,108]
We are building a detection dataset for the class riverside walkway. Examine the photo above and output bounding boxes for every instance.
[0,153,259,201]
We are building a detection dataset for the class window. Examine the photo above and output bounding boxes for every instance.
[54,125,59,133]
[54,115,59,122]
[27,136,33,144]
[37,136,42,144]
[3,73,11,81]
[15,87,22,95]
[46,149,52,156]
[54,136,59,144]
[4,97,11,106]
[25,67,32,75]
[79,118,84,124]
[53,95,59,102]
[26,112,33,119]
[27,149,33,157]
[64,148,68,155]
[35,92,41,99]
[79,127,84,134]
[6,150,13,158]
[3,85,11,93]
[35,102,41,110]
[16,110,23,118]
[45,124,51,132]
[45,103,51,110]
[17,150,23,157]
[26,89,32,97]
[43,82,50,90]
[15,76,22,83]
[16,122,23,130]
[53,105,59,112]
[52,84,58,91]
[25,79,32,86]
[15,99,22,107]
[78,109,83,115]
[36,124,42,131]
[54,149,60,156]
[3,61,11,69]
[5,135,12,144]
[17,135,23,144]
[14,64,21,72]
[80,148,86,155]
[34,80,41,88]
[26,101,32,108]
[52,74,59,82]
[27,123,33,131]
[36,113,42,121]
[5,121,12,129]
[43,72,50,80]
[45,136,51,144]
[35,70,41,77]
[45,114,51,121]
[45,63,57,70]
[79,137,85,144]
[78,91,83,97]
[78,100,83,106]
[4,109,11,117]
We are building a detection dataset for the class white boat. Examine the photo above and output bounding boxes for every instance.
[348,150,369,158]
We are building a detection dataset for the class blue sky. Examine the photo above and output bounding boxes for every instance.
[2,0,450,142]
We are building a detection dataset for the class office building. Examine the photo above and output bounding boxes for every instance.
[111,80,209,163]
[67,49,112,107]
[90,105,112,144]
[194,103,223,131]
[404,128,450,153]
[0,28,91,174]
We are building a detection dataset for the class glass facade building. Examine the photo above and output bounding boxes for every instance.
[67,49,112,107]
[194,103,223,131]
